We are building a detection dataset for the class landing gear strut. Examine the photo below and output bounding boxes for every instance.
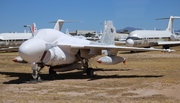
[75,51,95,76]
[31,62,44,81]
[81,58,94,76]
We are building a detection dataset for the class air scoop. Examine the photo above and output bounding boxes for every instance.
[18,38,46,63]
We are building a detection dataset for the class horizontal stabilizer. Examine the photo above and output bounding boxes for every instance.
[156,16,180,20]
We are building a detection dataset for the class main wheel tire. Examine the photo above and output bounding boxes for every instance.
[86,68,94,76]
[163,45,170,49]
[49,68,57,75]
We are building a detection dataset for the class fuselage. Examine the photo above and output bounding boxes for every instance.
[126,30,174,47]
[114,33,128,41]
[19,29,91,66]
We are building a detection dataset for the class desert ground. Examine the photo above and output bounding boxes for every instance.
[0,47,180,103]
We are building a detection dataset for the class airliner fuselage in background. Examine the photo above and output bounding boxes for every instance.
[0,32,31,49]
[0,23,36,51]
[126,16,180,49]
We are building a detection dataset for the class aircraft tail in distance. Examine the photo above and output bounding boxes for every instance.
[31,23,37,33]
[100,20,116,45]
[50,19,65,31]
[156,16,180,33]
[50,19,83,31]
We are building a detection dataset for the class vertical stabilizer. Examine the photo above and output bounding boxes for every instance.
[53,19,65,31]
[50,19,82,31]
[31,23,37,33]
[166,16,174,33]
[156,16,180,33]
[166,16,180,33]
[100,20,116,45]
[66,29,69,34]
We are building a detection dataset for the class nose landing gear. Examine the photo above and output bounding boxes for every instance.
[31,62,44,81]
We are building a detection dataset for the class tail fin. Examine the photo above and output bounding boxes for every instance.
[50,19,83,31]
[156,16,180,33]
[66,29,69,34]
[65,29,72,36]
[49,19,65,31]
[54,19,64,31]
[31,23,37,33]
[100,20,116,45]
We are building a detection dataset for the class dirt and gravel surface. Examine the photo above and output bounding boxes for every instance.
[0,47,180,103]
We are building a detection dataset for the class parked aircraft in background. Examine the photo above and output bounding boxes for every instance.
[13,55,27,63]
[0,23,37,51]
[52,20,128,42]
[66,29,87,40]
[16,20,172,80]
[125,16,180,49]
[103,21,129,44]
[114,33,128,41]
[114,33,129,44]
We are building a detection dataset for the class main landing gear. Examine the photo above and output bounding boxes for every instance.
[30,57,94,80]
[80,57,94,77]
[47,58,95,76]
[49,67,57,79]
[163,45,170,49]
[86,67,94,76]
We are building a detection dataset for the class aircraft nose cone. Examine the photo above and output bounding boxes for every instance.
[18,38,46,63]
[126,39,134,47]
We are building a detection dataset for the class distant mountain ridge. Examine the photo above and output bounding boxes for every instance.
[175,30,180,32]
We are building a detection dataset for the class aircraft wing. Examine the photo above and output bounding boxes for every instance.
[158,41,180,45]
[58,44,173,52]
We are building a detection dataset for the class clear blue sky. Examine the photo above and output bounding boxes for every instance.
[0,0,180,33]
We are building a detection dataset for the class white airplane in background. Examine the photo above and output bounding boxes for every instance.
[17,20,172,80]
[51,19,88,40]
[53,20,127,41]
[0,23,37,51]
[126,16,180,49]
[66,29,87,40]
[102,20,128,44]
[51,19,83,31]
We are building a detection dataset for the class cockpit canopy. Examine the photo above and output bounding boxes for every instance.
[34,29,61,43]
[126,37,142,40]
